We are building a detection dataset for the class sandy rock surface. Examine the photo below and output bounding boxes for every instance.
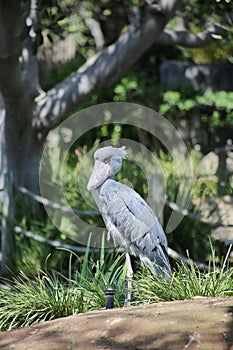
[1,296,233,350]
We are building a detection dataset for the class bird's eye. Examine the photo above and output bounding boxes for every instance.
[104,157,111,163]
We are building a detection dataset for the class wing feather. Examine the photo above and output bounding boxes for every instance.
[100,180,168,248]
[98,179,170,274]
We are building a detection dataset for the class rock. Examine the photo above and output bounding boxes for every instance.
[1,297,233,349]
[159,60,233,92]
[192,195,233,226]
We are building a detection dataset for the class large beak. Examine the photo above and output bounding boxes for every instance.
[87,160,111,191]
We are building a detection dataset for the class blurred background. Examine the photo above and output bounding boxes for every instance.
[0,0,233,275]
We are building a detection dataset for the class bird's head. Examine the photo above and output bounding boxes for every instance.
[87,146,128,190]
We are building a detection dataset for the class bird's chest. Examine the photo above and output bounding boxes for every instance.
[94,182,119,209]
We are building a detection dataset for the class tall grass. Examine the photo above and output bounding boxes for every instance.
[1,242,232,332]
[134,245,233,304]
[0,236,126,331]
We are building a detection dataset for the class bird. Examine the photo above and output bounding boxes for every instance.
[87,146,171,305]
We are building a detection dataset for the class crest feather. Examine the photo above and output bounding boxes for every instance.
[94,146,128,160]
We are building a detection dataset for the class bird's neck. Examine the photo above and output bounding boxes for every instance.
[94,175,115,192]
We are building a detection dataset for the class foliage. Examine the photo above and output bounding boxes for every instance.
[36,0,233,262]
[187,40,233,64]
[159,90,233,129]
[178,0,233,31]
[13,143,219,276]
[0,270,81,331]
[0,236,126,331]
[38,0,233,66]
[37,0,233,135]
[174,0,233,63]
[40,142,219,263]
[1,244,233,331]
[130,149,219,261]
[134,245,233,303]
[14,218,77,275]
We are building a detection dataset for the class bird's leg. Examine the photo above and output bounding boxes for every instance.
[125,252,133,307]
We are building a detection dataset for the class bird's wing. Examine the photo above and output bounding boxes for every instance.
[116,183,156,234]
[116,182,170,273]
[100,180,165,246]
[99,181,148,241]
[117,182,168,245]
[99,180,170,274]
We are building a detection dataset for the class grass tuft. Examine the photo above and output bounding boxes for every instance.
[134,245,233,304]
[0,235,126,331]
[1,243,233,331]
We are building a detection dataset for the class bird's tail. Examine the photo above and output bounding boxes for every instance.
[139,248,171,279]
[156,245,172,278]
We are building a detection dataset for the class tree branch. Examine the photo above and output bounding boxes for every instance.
[21,0,44,98]
[158,12,233,47]
[35,0,182,130]
[35,4,233,131]
[79,5,105,51]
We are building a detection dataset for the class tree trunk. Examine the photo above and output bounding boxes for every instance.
[1,172,15,276]
[1,94,45,188]
[0,112,46,275]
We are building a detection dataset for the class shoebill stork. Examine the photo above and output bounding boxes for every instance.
[87,146,171,305]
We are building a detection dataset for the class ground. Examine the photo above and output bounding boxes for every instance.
[1,296,233,349]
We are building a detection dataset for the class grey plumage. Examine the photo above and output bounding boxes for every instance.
[87,146,171,277]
